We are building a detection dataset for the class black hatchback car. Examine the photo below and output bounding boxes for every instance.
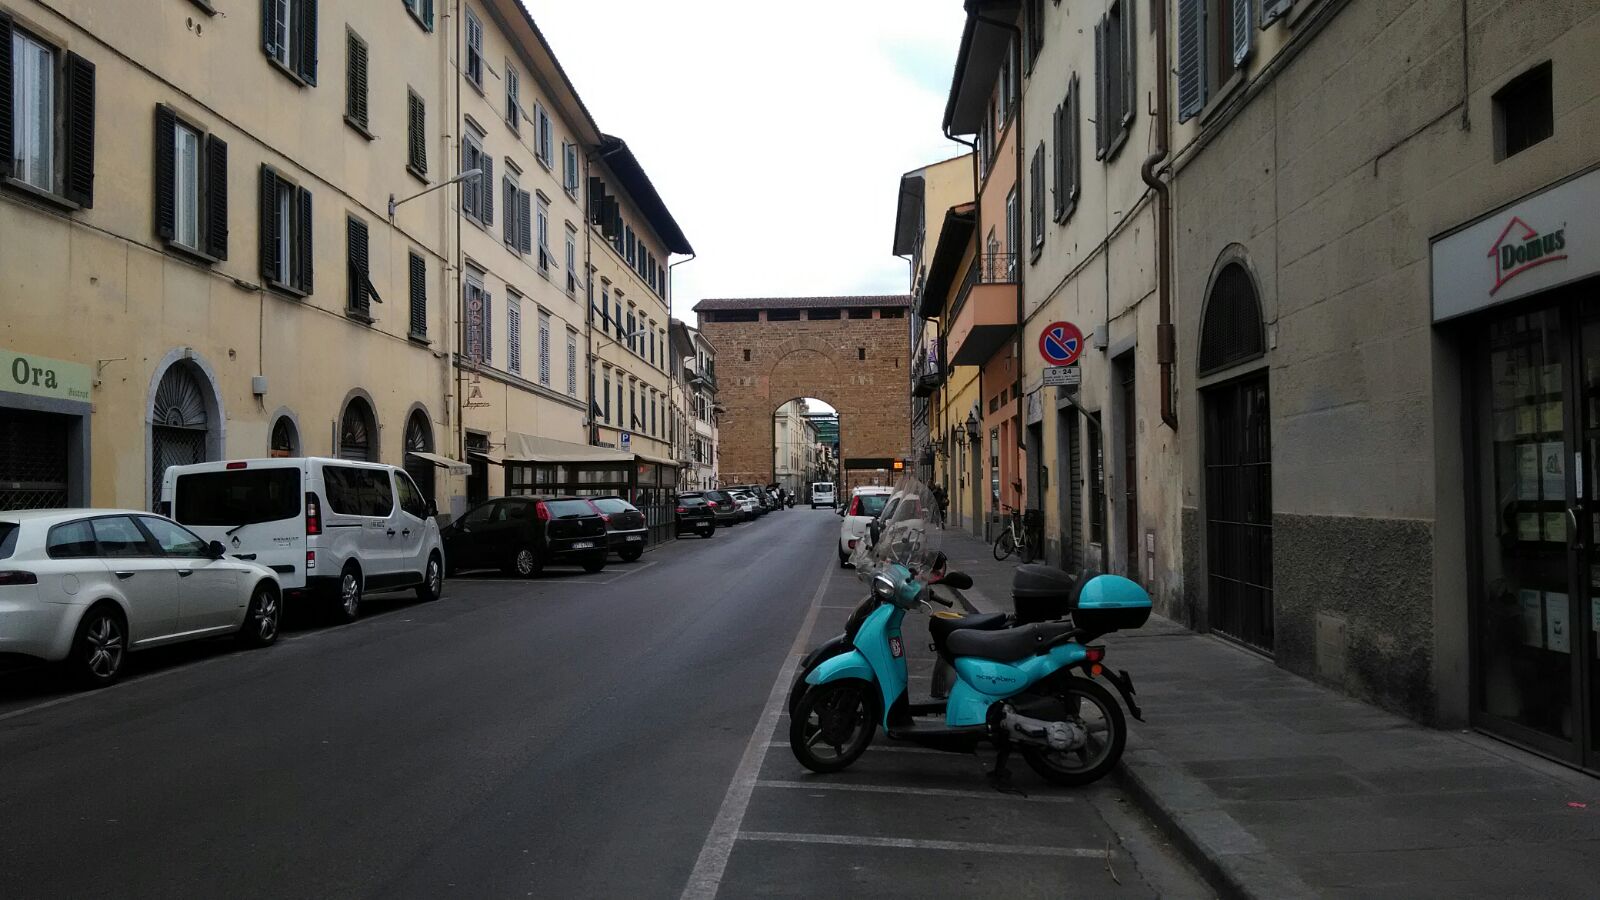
[590,496,648,561]
[442,496,608,577]
[674,495,716,538]
[687,490,743,528]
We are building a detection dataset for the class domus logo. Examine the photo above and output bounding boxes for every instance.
[1489,215,1568,296]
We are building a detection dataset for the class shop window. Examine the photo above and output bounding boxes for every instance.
[1494,62,1554,161]
[1198,261,1265,375]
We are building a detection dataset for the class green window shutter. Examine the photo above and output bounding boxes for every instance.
[258,166,280,281]
[297,0,319,85]
[1231,0,1253,67]
[153,106,178,241]
[346,33,368,129]
[408,252,427,337]
[204,134,229,260]
[1176,0,1207,122]
[295,186,314,293]
[62,53,97,208]
[0,13,14,179]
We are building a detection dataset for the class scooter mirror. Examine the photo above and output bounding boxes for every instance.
[940,571,973,590]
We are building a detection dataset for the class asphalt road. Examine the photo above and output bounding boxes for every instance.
[0,508,1206,898]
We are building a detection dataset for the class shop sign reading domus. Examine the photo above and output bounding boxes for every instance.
[1,348,91,403]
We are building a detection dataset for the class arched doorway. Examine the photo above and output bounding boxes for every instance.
[338,394,379,462]
[404,407,436,503]
[151,360,218,506]
[1199,258,1273,652]
[270,412,301,458]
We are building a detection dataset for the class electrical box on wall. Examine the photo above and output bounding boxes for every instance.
[251,376,268,396]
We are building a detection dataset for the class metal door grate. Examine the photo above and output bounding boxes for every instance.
[1205,375,1274,651]
[0,410,70,510]
[152,425,206,508]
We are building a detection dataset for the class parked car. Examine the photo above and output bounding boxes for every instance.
[590,496,649,561]
[729,490,760,521]
[0,509,283,686]
[729,485,770,515]
[163,457,445,623]
[811,481,836,509]
[675,495,717,538]
[690,490,743,528]
[838,488,893,566]
[441,497,607,577]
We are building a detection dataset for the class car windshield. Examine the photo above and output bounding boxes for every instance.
[174,468,301,526]
[679,497,706,507]
[850,494,889,517]
[543,499,595,518]
[0,522,17,559]
[593,498,632,513]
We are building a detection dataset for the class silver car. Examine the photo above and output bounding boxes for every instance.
[0,509,283,687]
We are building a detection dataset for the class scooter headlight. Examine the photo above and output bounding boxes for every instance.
[871,573,896,601]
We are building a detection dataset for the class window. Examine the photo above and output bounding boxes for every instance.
[742,349,750,362]
[997,39,1016,123]
[535,104,553,167]
[1177,0,1249,122]
[270,416,299,456]
[140,516,210,558]
[1029,141,1045,256]
[565,227,578,295]
[535,194,550,270]
[563,141,579,197]
[1495,62,1554,161]
[346,215,375,318]
[465,268,491,363]
[617,379,623,427]
[153,106,228,259]
[629,380,637,429]
[408,251,427,339]
[1053,74,1080,223]
[262,0,317,85]
[323,466,393,516]
[407,90,427,177]
[614,297,622,339]
[566,330,578,396]
[857,347,866,361]
[600,284,611,331]
[1005,187,1019,276]
[625,226,636,265]
[602,367,612,421]
[505,63,520,132]
[537,309,551,386]
[259,166,312,294]
[46,520,97,558]
[650,392,657,436]
[173,468,301,526]
[1197,262,1265,374]
[649,323,657,365]
[1024,0,1044,72]
[461,129,492,227]
[345,29,369,134]
[395,472,428,519]
[464,9,483,89]
[403,0,435,31]
[658,264,667,300]
[507,293,522,375]
[627,305,636,351]
[93,516,155,558]
[502,169,531,255]
[5,21,95,206]
[1094,0,1135,159]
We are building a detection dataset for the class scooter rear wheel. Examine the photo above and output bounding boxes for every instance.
[790,679,876,773]
[1021,677,1126,787]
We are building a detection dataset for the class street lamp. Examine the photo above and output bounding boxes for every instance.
[388,168,482,221]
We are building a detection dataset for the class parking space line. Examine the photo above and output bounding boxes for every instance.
[680,562,835,900]
[738,831,1109,858]
[754,779,1078,804]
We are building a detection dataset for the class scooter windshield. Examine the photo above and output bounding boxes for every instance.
[849,475,943,584]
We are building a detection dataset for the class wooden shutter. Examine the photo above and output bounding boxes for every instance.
[1068,75,1081,211]
[1176,0,1206,122]
[347,217,369,314]
[408,251,427,337]
[346,32,368,129]
[588,177,604,223]
[258,166,280,281]
[518,192,532,256]
[62,53,96,208]
[260,0,277,59]
[1121,0,1136,129]
[153,106,178,241]
[460,142,478,219]
[204,134,229,260]
[296,0,318,85]
[1051,103,1064,221]
[422,0,435,30]
[480,155,493,225]
[1232,0,1252,67]
[502,176,516,247]
[1093,19,1106,160]
[407,92,426,174]
[295,186,314,293]
[1262,0,1293,27]
[483,291,492,364]
[0,13,13,179]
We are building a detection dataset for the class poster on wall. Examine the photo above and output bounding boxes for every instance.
[1516,444,1540,500]
[1545,511,1568,544]
[1546,592,1571,654]
[1540,441,1566,500]
[1519,589,1545,648]
[1518,513,1541,542]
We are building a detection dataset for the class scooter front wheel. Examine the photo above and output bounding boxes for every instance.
[790,678,876,773]
[1021,677,1127,787]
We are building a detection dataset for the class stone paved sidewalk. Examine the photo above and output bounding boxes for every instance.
[936,527,1600,898]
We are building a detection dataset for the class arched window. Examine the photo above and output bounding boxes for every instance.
[339,396,378,462]
[404,408,435,503]
[151,362,213,503]
[270,415,300,458]
[1198,262,1266,376]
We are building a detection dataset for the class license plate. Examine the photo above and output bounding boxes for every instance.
[889,636,904,658]
[626,535,643,542]
[572,541,594,549]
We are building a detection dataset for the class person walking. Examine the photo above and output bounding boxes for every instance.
[931,484,949,529]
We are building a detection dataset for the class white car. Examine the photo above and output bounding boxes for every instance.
[810,482,836,509]
[161,457,445,623]
[729,491,760,520]
[0,509,283,686]
[838,490,892,566]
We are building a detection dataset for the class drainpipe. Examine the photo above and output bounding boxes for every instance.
[1141,0,1177,430]
[452,0,466,461]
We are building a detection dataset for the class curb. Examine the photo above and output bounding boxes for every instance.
[1114,739,1316,900]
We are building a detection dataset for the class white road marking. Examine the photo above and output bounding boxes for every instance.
[738,831,1110,858]
[754,779,1078,804]
[680,562,834,900]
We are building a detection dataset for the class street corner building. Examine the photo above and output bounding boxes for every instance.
[902,0,1600,772]
[0,0,699,541]
[693,296,911,492]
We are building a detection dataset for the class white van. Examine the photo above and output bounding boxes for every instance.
[810,482,836,509]
[160,458,445,622]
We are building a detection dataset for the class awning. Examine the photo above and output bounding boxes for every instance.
[632,451,679,468]
[407,451,471,474]
[502,432,633,464]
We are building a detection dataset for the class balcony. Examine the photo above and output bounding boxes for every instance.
[945,253,1018,366]
[911,343,945,397]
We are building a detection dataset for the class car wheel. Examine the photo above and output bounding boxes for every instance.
[68,603,127,688]
[510,545,541,579]
[238,582,281,647]
[415,553,443,602]
[333,564,363,624]
[620,546,644,562]
[839,548,851,568]
[582,553,607,574]
[702,528,714,539]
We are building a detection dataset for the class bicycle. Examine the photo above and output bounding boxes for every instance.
[993,504,1027,561]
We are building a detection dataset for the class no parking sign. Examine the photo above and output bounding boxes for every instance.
[1038,321,1084,366]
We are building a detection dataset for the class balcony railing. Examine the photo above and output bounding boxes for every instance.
[911,342,945,397]
[949,252,1017,323]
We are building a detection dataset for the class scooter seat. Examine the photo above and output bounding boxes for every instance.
[928,612,1009,657]
[946,620,1079,662]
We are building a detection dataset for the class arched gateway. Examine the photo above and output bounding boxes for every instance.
[694,295,911,490]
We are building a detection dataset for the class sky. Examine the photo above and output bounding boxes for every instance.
[520,0,969,322]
